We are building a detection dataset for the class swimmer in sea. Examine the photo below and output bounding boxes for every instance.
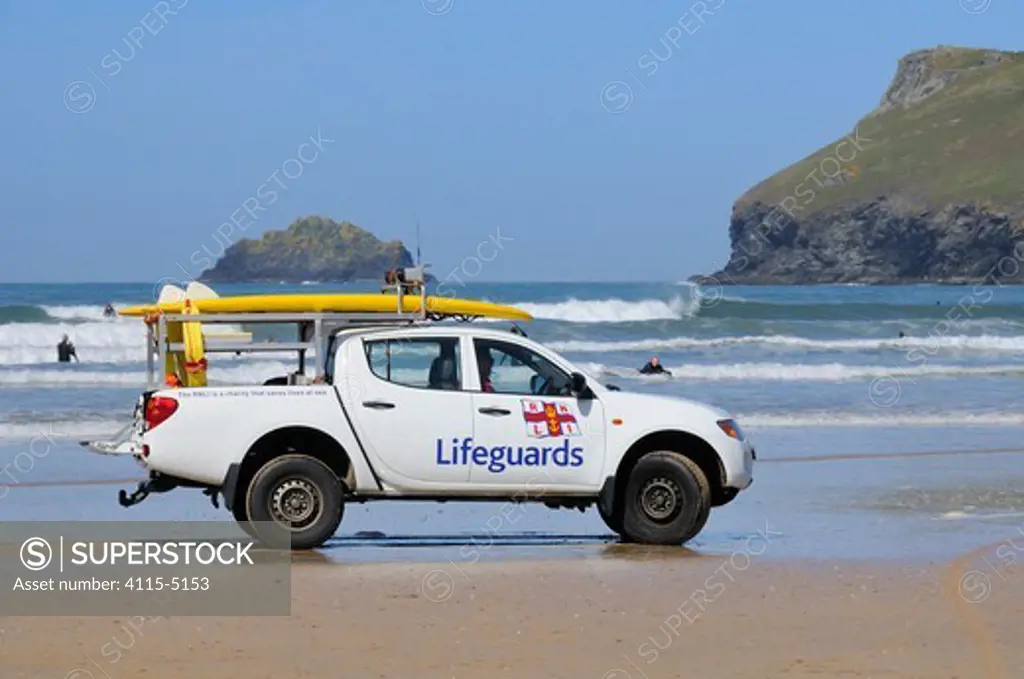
[639,356,672,376]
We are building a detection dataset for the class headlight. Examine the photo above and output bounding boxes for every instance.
[717,418,744,440]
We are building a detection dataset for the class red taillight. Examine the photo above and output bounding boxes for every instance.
[145,396,179,431]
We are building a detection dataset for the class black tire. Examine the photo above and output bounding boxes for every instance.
[231,497,264,541]
[677,455,711,543]
[712,487,740,508]
[597,500,624,537]
[245,454,344,550]
[621,451,711,546]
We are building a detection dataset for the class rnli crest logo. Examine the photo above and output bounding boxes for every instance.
[521,399,581,438]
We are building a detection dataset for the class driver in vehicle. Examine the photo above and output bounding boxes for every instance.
[478,348,495,392]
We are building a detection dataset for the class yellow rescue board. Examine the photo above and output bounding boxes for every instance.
[156,284,212,387]
[181,300,208,387]
[120,293,533,321]
[164,313,185,386]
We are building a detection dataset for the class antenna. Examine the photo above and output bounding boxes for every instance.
[415,221,421,266]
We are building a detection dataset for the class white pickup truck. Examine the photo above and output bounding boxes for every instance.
[100,324,755,549]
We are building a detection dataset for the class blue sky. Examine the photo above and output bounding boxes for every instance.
[0,0,1019,283]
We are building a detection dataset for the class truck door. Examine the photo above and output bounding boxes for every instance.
[468,337,605,489]
[346,335,474,489]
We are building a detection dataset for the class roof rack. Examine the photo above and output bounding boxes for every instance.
[143,268,459,388]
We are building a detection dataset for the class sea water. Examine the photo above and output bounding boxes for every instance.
[2,281,1023,561]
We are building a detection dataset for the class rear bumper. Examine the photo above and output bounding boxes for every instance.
[80,395,147,457]
[79,438,142,456]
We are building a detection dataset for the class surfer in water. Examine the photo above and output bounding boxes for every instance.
[639,356,671,376]
[103,303,116,318]
[57,334,78,363]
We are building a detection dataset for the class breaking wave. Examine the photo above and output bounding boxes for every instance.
[513,296,695,323]
[587,362,1024,381]
[0,318,271,365]
[0,304,123,325]
[549,333,1024,354]
[739,411,1024,427]
[0,320,146,365]
[696,299,1024,321]
[0,361,302,388]
[504,293,1024,325]
[0,418,131,440]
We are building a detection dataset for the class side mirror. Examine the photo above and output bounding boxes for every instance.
[569,372,588,396]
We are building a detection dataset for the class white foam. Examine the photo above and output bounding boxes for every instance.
[0,319,288,365]
[0,320,145,365]
[548,334,1024,354]
[0,345,148,365]
[0,361,303,388]
[738,411,1024,427]
[0,419,131,440]
[938,510,1024,521]
[513,297,695,323]
[673,362,1024,381]
[589,361,1024,381]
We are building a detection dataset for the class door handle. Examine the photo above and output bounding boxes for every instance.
[362,400,396,409]
[478,407,511,416]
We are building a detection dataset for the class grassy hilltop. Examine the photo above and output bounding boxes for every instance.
[714,46,1024,284]
[740,47,1024,214]
[202,216,413,283]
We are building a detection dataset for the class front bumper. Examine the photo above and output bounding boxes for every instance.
[723,437,755,490]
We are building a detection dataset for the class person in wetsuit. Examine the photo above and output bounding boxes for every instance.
[57,334,78,363]
[639,356,671,376]
[103,304,116,318]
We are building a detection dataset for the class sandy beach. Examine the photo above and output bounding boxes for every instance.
[3,423,1024,678]
[2,542,1022,679]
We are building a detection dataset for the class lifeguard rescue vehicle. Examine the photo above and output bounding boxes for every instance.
[83,268,755,549]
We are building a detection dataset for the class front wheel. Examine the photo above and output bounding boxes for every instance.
[621,451,710,545]
[245,455,344,550]
[231,500,260,540]
[712,486,740,508]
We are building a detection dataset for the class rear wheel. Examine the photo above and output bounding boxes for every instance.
[621,451,711,545]
[245,454,344,550]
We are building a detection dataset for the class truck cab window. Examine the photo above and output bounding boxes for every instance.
[473,338,571,396]
[364,338,461,390]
